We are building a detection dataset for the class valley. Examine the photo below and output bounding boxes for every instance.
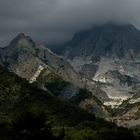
[52,23,140,127]
[0,23,140,131]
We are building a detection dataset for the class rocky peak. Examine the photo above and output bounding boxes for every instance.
[69,23,138,43]
[15,33,26,38]
[62,23,140,59]
[9,33,35,48]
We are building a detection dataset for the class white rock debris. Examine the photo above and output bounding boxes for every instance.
[102,86,132,108]
[103,100,123,108]
[69,56,92,72]
[30,65,44,83]
[129,97,140,104]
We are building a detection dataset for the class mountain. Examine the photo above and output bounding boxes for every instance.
[35,71,108,117]
[52,23,140,126]
[1,23,140,127]
[61,23,140,59]
[0,33,82,87]
[0,65,95,126]
[0,33,108,117]
[0,65,137,140]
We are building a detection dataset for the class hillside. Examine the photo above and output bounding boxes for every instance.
[35,69,108,117]
[60,23,140,59]
[0,65,95,126]
[0,33,82,87]
[0,65,137,140]
[1,24,140,127]
[0,33,109,117]
[53,23,140,109]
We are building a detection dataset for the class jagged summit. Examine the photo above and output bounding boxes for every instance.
[9,33,35,47]
[54,23,140,112]
[70,23,138,42]
[0,33,83,87]
[61,23,140,59]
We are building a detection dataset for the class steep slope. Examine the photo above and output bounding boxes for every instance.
[35,71,108,117]
[0,33,82,87]
[0,33,108,117]
[61,23,140,59]
[56,23,140,109]
[0,65,137,140]
[108,85,140,127]
[0,65,95,126]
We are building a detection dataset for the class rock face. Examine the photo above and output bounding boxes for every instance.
[55,23,140,111]
[61,23,140,59]
[0,33,107,117]
[0,33,82,87]
[30,65,44,83]
[1,23,140,126]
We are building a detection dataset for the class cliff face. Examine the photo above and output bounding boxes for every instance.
[0,33,107,117]
[62,23,140,59]
[56,24,140,110]
[50,23,140,126]
[1,23,140,126]
[0,33,82,87]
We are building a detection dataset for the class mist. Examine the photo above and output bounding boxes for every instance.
[0,0,140,46]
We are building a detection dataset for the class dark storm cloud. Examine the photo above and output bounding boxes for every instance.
[0,0,140,46]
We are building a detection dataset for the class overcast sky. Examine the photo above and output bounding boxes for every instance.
[1,0,140,46]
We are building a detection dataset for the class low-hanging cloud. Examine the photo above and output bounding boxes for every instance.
[0,0,140,46]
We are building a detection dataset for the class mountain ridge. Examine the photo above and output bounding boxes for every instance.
[1,23,140,127]
[52,23,140,126]
[0,64,137,140]
[0,33,109,117]
[0,33,83,87]
[60,23,140,60]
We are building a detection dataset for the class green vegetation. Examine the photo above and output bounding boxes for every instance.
[36,72,70,96]
[0,65,137,140]
[113,99,140,117]
[0,66,96,126]
[70,88,92,104]
[0,109,65,140]
[133,128,140,140]
[36,72,105,115]
[37,72,103,107]
[70,88,102,106]
[63,127,136,140]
